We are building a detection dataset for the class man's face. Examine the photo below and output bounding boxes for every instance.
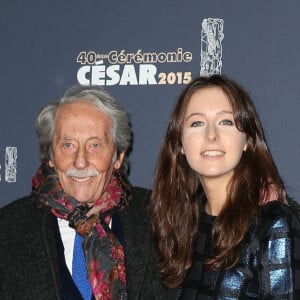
[49,101,124,205]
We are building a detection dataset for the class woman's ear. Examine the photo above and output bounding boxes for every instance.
[181,146,185,154]
[243,137,248,152]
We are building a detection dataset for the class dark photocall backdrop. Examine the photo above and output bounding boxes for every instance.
[0,1,299,207]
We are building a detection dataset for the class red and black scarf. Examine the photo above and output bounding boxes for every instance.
[31,162,132,300]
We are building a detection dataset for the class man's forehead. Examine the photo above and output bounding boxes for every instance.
[53,102,113,137]
[55,101,110,123]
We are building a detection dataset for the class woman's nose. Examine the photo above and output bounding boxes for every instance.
[206,124,219,142]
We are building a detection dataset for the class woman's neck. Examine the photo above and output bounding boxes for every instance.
[200,176,229,216]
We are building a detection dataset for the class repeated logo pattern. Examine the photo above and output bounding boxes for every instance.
[200,18,224,76]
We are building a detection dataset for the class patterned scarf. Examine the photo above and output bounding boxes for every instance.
[31,162,132,300]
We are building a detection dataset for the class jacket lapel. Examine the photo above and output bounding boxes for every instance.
[117,200,151,299]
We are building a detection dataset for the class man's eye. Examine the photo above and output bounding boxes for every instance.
[220,119,233,125]
[64,143,73,148]
[191,121,203,127]
[88,142,101,151]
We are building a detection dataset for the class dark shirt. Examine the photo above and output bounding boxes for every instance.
[179,201,300,299]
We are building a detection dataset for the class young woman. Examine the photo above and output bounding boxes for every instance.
[150,75,300,299]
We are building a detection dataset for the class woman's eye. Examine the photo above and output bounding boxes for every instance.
[191,120,203,127]
[220,119,233,126]
[91,143,99,148]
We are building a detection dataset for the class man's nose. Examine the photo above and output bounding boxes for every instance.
[74,147,88,170]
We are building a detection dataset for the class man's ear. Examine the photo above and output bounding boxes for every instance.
[114,151,125,170]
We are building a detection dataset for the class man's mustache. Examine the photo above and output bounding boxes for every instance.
[66,168,99,178]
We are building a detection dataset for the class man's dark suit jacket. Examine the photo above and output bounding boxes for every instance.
[0,187,167,300]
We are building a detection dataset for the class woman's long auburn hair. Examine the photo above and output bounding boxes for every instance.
[149,75,285,288]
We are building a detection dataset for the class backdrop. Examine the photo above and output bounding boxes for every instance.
[1,0,299,207]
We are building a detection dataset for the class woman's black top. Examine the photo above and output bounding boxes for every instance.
[179,201,300,299]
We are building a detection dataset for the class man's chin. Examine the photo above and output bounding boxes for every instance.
[79,198,95,205]
[71,194,95,205]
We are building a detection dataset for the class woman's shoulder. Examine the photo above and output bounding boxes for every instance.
[259,197,300,218]
[256,199,300,237]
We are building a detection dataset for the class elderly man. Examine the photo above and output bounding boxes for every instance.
[0,86,166,300]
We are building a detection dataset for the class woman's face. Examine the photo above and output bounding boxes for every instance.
[181,86,247,185]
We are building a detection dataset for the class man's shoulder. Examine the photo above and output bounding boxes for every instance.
[0,196,49,227]
[119,186,151,226]
[128,186,151,212]
[132,186,151,202]
[0,196,33,217]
